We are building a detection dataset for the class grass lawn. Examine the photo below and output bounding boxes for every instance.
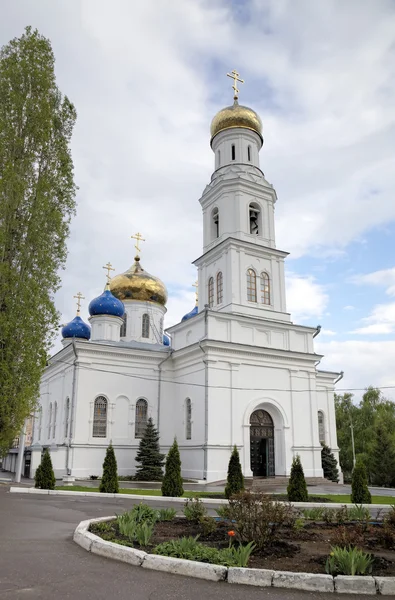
[324,494,395,505]
[55,485,224,498]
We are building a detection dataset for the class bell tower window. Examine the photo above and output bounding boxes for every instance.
[247,269,257,302]
[211,207,219,239]
[142,313,150,338]
[249,202,261,235]
[208,277,214,307]
[231,144,236,161]
[216,272,223,304]
[247,145,251,162]
[260,272,270,305]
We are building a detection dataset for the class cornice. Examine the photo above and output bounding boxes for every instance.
[193,236,289,266]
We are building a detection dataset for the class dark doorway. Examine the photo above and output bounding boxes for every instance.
[250,410,275,477]
[24,453,31,478]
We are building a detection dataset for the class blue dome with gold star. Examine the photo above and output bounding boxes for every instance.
[181,305,198,322]
[89,289,124,318]
[61,316,91,340]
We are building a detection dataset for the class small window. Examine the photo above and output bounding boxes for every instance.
[247,269,257,302]
[212,208,219,239]
[185,398,192,440]
[48,403,52,439]
[93,396,107,438]
[65,398,70,438]
[318,411,325,444]
[260,272,270,305]
[217,271,223,304]
[135,399,148,438]
[247,145,251,161]
[208,277,214,307]
[231,144,235,161]
[249,202,260,235]
[142,313,150,338]
[53,401,57,438]
[120,313,127,337]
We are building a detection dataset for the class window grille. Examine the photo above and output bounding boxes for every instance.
[208,277,214,307]
[135,399,148,438]
[93,396,107,438]
[260,272,270,305]
[247,269,257,302]
[120,313,127,337]
[186,398,192,440]
[142,314,150,338]
[213,208,219,238]
[217,272,223,304]
[318,411,325,444]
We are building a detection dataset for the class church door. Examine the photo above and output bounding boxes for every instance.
[250,410,275,477]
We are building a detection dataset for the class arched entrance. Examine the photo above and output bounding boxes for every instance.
[250,409,275,477]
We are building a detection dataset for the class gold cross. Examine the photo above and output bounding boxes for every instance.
[131,232,145,255]
[73,292,85,316]
[227,69,244,100]
[192,280,198,305]
[102,262,115,288]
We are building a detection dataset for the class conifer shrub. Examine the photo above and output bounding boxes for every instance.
[225,445,244,499]
[34,449,55,489]
[321,444,340,483]
[287,455,308,502]
[135,418,164,481]
[161,438,184,497]
[100,443,119,493]
[351,458,371,504]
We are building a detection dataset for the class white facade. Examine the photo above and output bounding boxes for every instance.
[28,101,340,483]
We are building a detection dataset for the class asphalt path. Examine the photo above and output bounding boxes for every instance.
[0,485,378,599]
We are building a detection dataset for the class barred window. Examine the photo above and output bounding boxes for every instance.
[65,398,70,438]
[142,314,150,338]
[185,398,192,440]
[93,396,107,438]
[217,272,223,304]
[53,401,57,438]
[260,272,270,305]
[212,207,219,239]
[48,403,52,439]
[247,269,257,302]
[135,399,148,438]
[318,411,325,444]
[208,277,214,307]
[120,313,127,337]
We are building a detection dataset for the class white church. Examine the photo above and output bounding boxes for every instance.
[28,74,341,483]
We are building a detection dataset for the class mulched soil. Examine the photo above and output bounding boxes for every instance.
[90,518,395,576]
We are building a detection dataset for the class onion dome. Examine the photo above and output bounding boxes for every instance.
[210,100,263,144]
[61,316,91,340]
[163,333,171,347]
[88,289,124,318]
[181,305,198,322]
[110,256,167,306]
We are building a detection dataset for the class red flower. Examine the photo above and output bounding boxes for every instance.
[228,530,235,537]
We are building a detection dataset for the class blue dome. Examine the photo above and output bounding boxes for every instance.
[88,289,124,318]
[181,305,198,322]
[61,316,91,340]
[163,333,171,346]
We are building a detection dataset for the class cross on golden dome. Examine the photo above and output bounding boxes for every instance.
[227,69,244,100]
[73,291,85,316]
[131,232,145,256]
[192,280,198,306]
[102,262,115,289]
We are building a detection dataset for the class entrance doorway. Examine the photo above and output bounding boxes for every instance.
[250,409,275,477]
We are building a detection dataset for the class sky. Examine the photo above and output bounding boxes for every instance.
[1,0,395,401]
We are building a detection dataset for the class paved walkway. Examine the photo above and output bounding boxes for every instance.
[0,486,377,599]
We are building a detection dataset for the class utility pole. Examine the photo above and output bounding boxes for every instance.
[350,420,356,469]
[14,420,27,483]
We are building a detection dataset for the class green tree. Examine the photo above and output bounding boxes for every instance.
[135,418,164,481]
[34,448,55,489]
[287,455,308,502]
[100,444,119,493]
[371,422,395,488]
[0,27,77,455]
[161,438,184,497]
[224,445,244,499]
[321,444,340,483]
[351,458,371,504]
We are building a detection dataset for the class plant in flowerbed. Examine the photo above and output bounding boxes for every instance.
[88,497,395,575]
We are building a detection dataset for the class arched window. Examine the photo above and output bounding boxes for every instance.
[247,269,257,302]
[216,272,223,304]
[142,313,150,338]
[249,202,261,235]
[212,207,219,239]
[93,396,107,438]
[120,313,127,337]
[260,272,270,305]
[48,403,52,439]
[231,144,236,161]
[247,145,251,162]
[38,407,42,441]
[318,411,325,444]
[64,397,70,438]
[185,398,192,440]
[135,399,148,438]
[53,401,57,438]
[208,277,214,307]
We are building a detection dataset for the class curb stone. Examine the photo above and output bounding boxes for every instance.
[227,566,273,587]
[91,538,146,566]
[376,577,395,596]
[273,571,334,592]
[334,575,376,595]
[142,554,227,581]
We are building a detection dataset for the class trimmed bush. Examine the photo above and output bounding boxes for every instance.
[351,458,371,504]
[34,449,55,489]
[287,455,308,502]
[135,418,164,481]
[321,444,340,483]
[100,443,119,493]
[225,445,244,499]
[161,438,184,497]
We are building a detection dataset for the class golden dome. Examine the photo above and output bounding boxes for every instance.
[210,100,263,143]
[109,256,167,306]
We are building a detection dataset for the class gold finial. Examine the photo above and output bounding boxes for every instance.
[131,232,146,256]
[227,69,244,101]
[102,261,115,289]
[73,292,85,316]
[192,280,198,306]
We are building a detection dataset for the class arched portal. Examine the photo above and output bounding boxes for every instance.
[250,409,275,477]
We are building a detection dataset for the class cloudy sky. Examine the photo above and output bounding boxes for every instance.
[2,0,395,400]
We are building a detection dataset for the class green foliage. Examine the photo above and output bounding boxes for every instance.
[99,444,119,493]
[351,459,371,504]
[135,521,155,546]
[372,421,395,487]
[224,445,244,499]
[199,516,217,536]
[215,505,231,520]
[348,505,371,522]
[135,418,164,481]
[156,508,177,522]
[0,27,77,454]
[287,455,308,502]
[325,546,373,576]
[153,536,255,567]
[161,438,183,497]
[183,497,207,522]
[321,445,340,483]
[34,449,55,489]
[116,504,157,546]
[129,503,158,525]
[302,507,324,521]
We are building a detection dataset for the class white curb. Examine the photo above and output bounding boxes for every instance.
[227,566,273,587]
[376,577,395,596]
[142,554,227,581]
[272,571,334,593]
[91,538,146,566]
[334,575,376,595]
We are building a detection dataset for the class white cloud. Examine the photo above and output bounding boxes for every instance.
[352,302,395,334]
[286,273,328,322]
[319,329,337,336]
[343,305,355,311]
[351,267,395,297]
